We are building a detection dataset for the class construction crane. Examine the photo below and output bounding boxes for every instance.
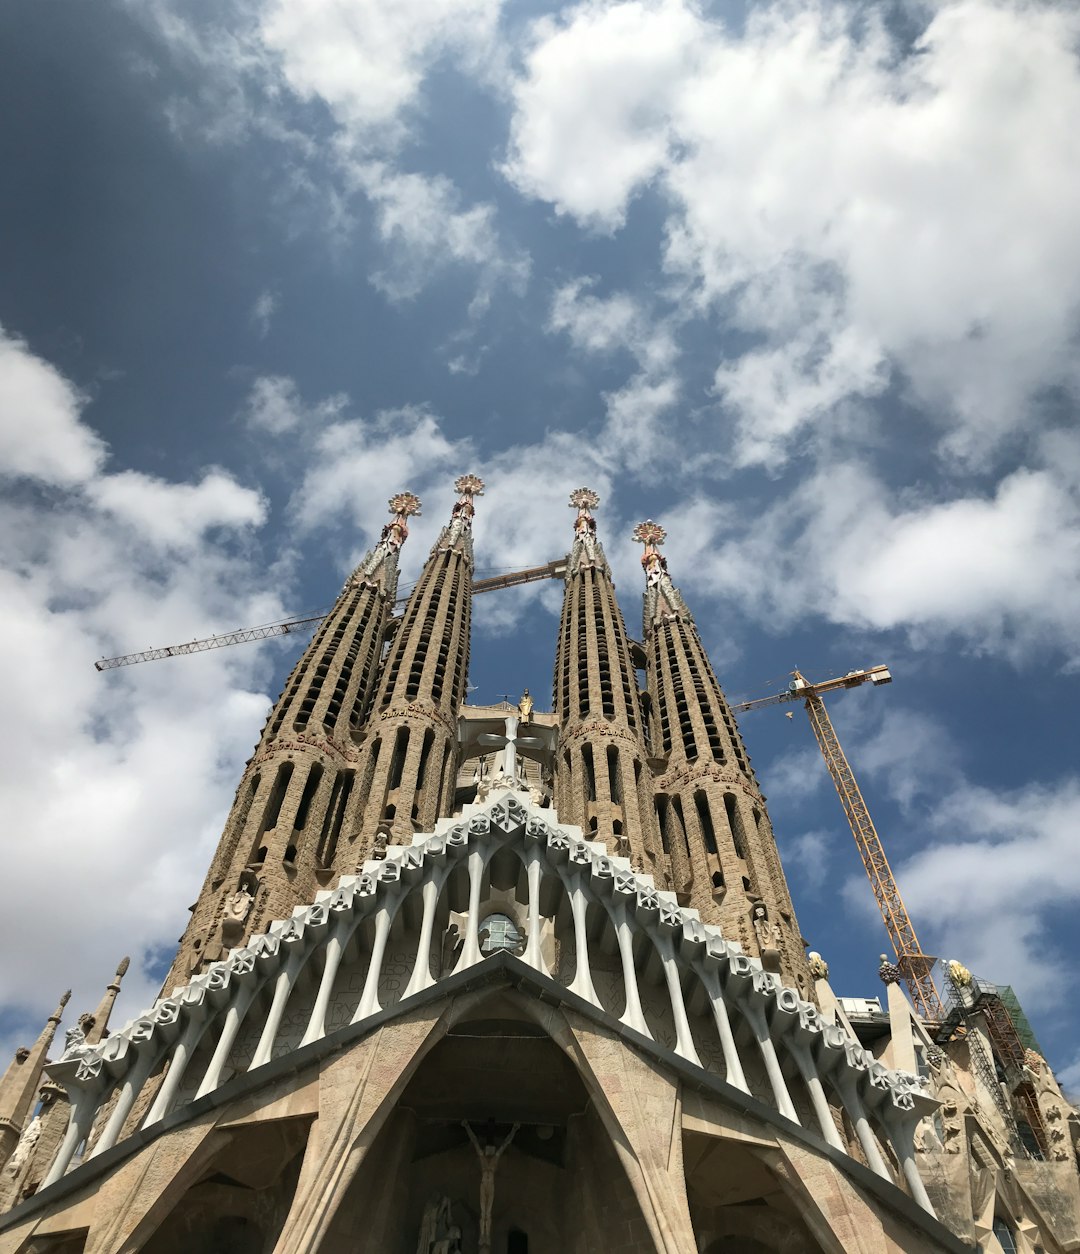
[734,667,946,1022]
[94,559,567,671]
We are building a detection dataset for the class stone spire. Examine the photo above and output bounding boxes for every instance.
[553,491,661,869]
[634,521,813,995]
[351,476,483,850]
[0,991,69,1169]
[82,956,129,1046]
[165,493,420,986]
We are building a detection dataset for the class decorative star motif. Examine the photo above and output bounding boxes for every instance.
[632,520,666,547]
[569,487,600,511]
[454,474,485,497]
[388,491,422,517]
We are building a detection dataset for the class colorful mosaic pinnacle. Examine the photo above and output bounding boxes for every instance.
[569,486,600,513]
[388,491,422,518]
[632,519,667,549]
[454,473,485,498]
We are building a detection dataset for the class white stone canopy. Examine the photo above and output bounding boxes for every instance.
[43,790,937,1214]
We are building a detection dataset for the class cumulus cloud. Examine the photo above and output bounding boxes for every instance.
[0,329,284,1055]
[356,165,530,311]
[242,374,348,435]
[507,0,1080,466]
[0,325,106,484]
[899,775,1080,1013]
[685,448,1080,664]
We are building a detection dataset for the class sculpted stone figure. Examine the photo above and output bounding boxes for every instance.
[416,1194,457,1254]
[751,902,781,973]
[463,1121,519,1254]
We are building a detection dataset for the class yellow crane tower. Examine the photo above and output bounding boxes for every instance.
[734,666,946,1022]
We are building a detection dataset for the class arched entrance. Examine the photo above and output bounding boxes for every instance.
[318,993,653,1254]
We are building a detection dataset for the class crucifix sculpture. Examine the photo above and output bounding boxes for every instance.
[462,1121,519,1254]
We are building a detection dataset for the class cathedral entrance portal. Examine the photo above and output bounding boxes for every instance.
[316,995,656,1254]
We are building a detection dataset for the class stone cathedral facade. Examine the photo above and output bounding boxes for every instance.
[1,480,1078,1254]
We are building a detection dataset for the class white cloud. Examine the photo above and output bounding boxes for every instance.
[356,164,530,311]
[687,450,1080,663]
[507,0,1080,466]
[259,0,504,145]
[242,374,347,435]
[0,326,106,485]
[0,331,285,1055]
[898,776,1080,1013]
[251,288,278,336]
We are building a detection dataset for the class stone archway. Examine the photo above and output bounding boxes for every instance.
[314,992,655,1254]
[685,1132,826,1254]
[136,1119,309,1254]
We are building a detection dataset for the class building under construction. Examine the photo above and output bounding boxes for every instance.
[0,481,1078,1254]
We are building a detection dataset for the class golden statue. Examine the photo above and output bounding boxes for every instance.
[517,688,534,722]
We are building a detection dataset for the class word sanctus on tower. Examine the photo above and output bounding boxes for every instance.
[1,480,1078,1253]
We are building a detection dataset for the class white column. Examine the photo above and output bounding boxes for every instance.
[654,935,701,1066]
[352,898,397,1024]
[89,1048,159,1158]
[195,984,258,1099]
[41,1089,100,1188]
[884,1111,937,1215]
[143,1015,212,1127]
[453,849,486,973]
[610,901,651,1039]
[739,1001,799,1124]
[834,1070,891,1180]
[300,921,351,1047]
[249,948,307,1071]
[523,848,549,976]
[403,876,442,1000]
[697,969,749,1093]
[786,1041,844,1151]
[565,876,600,1007]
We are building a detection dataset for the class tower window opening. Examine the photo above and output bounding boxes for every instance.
[479,912,522,955]
[317,769,353,866]
[389,727,409,790]
[416,729,435,789]
[294,764,323,830]
[724,793,746,859]
[671,796,690,861]
[712,870,724,889]
[257,761,294,847]
[283,844,297,864]
[582,744,597,802]
[654,796,670,854]
[694,791,718,854]
[606,745,621,803]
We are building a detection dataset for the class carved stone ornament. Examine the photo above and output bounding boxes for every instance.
[878,954,903,985]
[807,951,830,980]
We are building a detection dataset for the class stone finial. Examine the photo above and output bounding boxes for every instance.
[808,951,830,980]
[879,954,903,985]
[454,474,485,501]
[632,519,666,549]
[389,491,422,520]
[569,487,600,514]
[114,957,130,980]
[946,958,972,988]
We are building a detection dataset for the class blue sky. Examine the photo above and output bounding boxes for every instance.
[1,0,1079,1090]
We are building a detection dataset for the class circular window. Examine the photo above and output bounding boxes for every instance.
[479,912,523,955]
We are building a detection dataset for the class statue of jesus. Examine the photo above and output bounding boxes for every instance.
[462,1121,519,1254]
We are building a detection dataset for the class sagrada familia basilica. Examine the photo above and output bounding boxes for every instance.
[0,479,1078,1253]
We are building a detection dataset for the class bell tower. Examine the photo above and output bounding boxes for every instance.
[552,489,661,871]
[350,475,483,854]
[166,491,420,984]
[635,520,813,994]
